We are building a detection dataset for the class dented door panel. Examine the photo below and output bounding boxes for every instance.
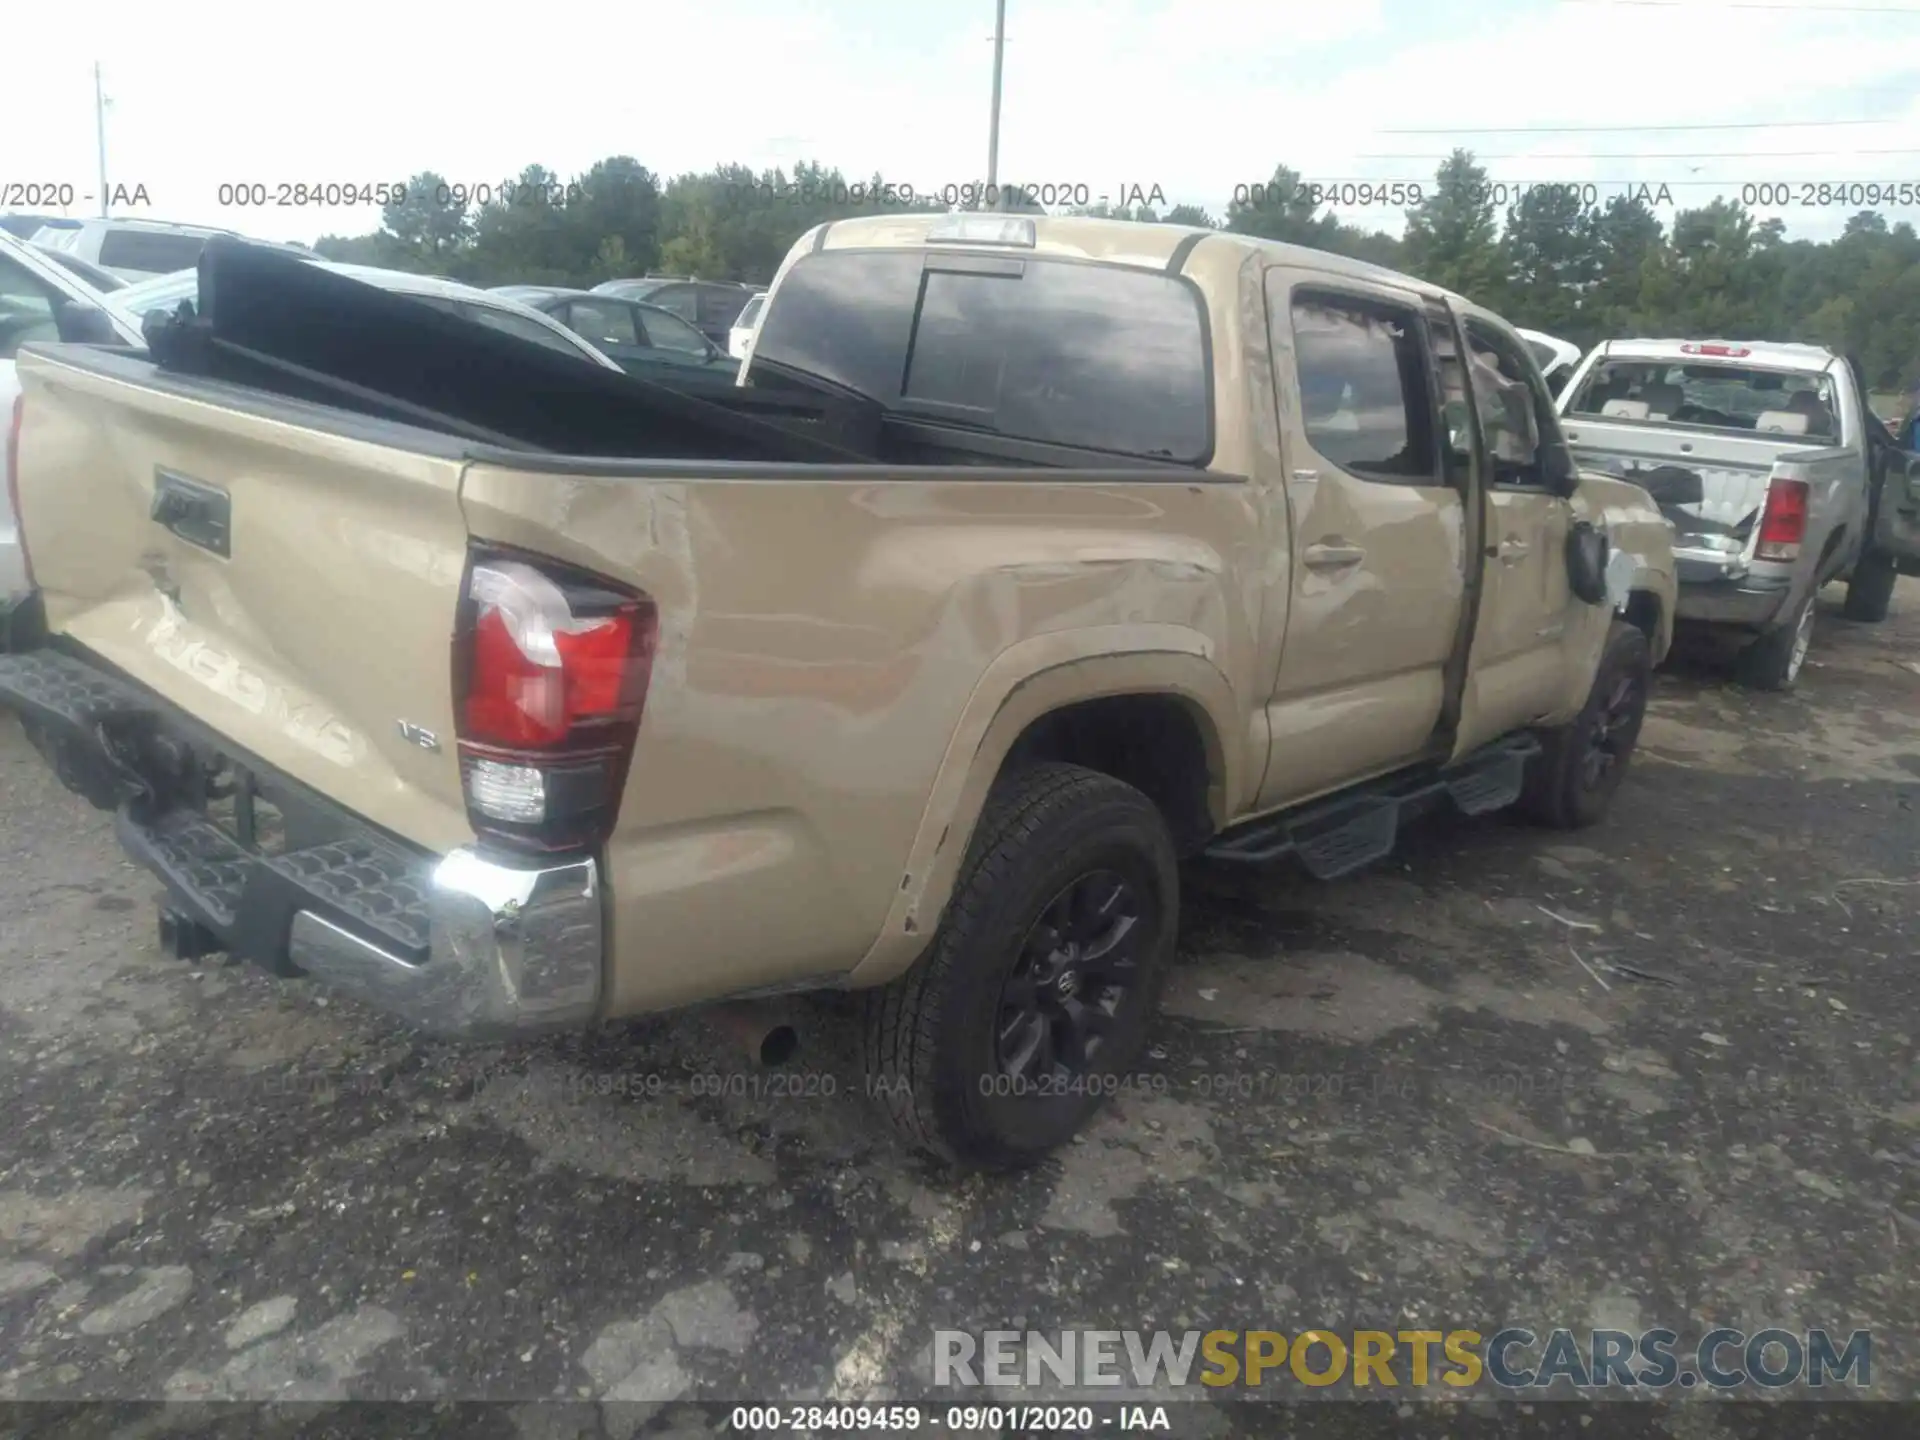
[1255,267,1467,809]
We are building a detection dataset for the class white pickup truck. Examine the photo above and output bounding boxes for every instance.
[1557,339,1917,689]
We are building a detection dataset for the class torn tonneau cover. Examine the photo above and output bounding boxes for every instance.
[139,236,869,462]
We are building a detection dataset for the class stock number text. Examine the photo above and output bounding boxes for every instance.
[219,182,407,208]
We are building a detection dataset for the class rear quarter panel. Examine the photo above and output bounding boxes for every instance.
[459,466,1268,1010]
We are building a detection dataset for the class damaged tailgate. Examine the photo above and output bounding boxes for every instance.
[9,345,478,856]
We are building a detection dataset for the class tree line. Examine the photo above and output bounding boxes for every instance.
[313,149,1920,393]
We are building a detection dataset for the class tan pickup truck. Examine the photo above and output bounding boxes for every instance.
[0,220,1676,1168]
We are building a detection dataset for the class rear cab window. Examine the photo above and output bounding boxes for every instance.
[753,249,1212,463]
[1568,358,1840,441]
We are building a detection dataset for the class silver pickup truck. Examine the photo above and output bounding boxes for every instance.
[1556,339,1918,689]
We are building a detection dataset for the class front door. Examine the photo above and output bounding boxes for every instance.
[1256,270,1469,809]
[1453,313,1581,753]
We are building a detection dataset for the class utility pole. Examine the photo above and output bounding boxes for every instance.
[94,62,109,217]
[986,0,1006,195]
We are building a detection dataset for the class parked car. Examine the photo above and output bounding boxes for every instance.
[486,286,738,380]
[0,231,143,647]
[110,263,622,372]
[1518,328,1582,396]
[1558,339,1918,689]
[32,247,128,294]
[588,275,758,348]
[729,291,766,362]
[30,219,241,281]
[0,218,1675,1168]
[1,215,82,242]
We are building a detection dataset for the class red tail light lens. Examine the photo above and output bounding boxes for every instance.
[1756,478,1809,561]
[454,550,658,853]
[1681,343,1751,358]
[5,394,30,588]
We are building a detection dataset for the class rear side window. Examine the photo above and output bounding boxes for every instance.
[695,286,750,330]
[638,309,711,355]
[645,285,698,323]
[565,299,639,347]
[459,302,594,360]
[97,229,212,273]
[755,250,1211,463]
[1288,290,1437,482]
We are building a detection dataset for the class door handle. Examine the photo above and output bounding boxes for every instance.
[1302,542,1366,569]
[1497,537,1531,562]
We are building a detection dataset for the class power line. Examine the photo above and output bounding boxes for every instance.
[1378,120,1893,134]
[1564,0,1920,11]
[1357,147,1920,160]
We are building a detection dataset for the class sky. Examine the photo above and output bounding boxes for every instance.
[8,0,1920,247]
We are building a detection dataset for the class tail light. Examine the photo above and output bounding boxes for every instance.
[452,546,658,854]
[1755,478,1810,561]
[5,395,29,588]
[1681,343,1751,358]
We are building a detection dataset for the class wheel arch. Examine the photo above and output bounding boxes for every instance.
[844,628,1242,988]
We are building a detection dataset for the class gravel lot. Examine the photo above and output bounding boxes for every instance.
[0,584,1915,1437]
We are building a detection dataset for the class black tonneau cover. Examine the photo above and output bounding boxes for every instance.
[141,238,872,463]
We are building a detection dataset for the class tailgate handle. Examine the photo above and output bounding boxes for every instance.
[152,469,231,559]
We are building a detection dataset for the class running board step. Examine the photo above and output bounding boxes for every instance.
[1205,733,1542,879]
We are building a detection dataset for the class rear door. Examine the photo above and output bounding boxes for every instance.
[1454,314,1583,752]
[1256,269,1468,808]
[12,349,478,852]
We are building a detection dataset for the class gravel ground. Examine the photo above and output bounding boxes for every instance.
[0,583,1915,1439]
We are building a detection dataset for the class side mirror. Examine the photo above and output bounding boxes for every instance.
[54,301,124,346]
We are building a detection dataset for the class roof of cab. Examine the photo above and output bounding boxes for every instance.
[1594,338,1841,370]
[809,212,1472,308]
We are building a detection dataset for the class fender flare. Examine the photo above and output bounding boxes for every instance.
[844,625,1242,987]
[1605,546,1676,663]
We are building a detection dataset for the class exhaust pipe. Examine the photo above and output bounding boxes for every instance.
[704,1001,801,1067]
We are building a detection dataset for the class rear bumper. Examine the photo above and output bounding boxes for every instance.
[0,646,602,1038]
[1673,566,1795,631]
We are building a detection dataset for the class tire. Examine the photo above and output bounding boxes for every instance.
[1518,620,1652,830]
[861,762,1178,1170]
[1842,551,1897,623]
[1737,592,1814,691]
